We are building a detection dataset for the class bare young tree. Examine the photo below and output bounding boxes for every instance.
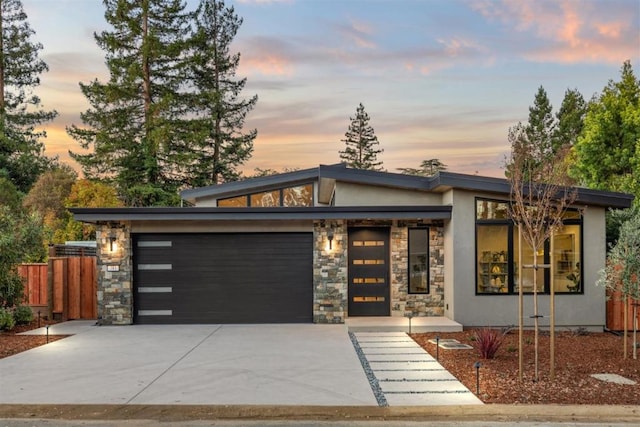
[507,123,577,381]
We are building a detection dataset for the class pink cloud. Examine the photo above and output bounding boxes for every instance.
[597,22,623,38]
[239,55,294,76]
[235,37,296,76]
[470,0,638,64]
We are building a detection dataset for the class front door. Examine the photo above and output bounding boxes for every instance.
[348,227,390,316]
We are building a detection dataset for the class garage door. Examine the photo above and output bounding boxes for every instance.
[133,233,313,324]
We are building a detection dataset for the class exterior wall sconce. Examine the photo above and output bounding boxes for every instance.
[107,222,120,253]
[321,220,337,252]
[109,233,118,252]
[327,228,334,249]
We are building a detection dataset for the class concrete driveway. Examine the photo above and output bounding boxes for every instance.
[0,323,377,406]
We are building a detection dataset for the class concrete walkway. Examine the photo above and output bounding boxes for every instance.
[353,332,482,406]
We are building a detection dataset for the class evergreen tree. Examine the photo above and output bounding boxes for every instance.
[397,159,447,176]
[506,87,557,180]
[570,60,640,199]
[339,103,383,170]
[0,0,57,193]
[525,86,556,163]
[185,0,257,186]
[554,88,586,150]
[68,0,192,206]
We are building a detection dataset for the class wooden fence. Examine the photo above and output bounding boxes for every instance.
[607,291,640,331]
[17,257,97,320]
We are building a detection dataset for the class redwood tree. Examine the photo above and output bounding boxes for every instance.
[339,103,383,170]
[0,0,57,193]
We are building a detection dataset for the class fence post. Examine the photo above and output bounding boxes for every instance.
[47,257,54,319]
[62,258,69,321]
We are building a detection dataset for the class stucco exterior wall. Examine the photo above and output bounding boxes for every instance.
[449,191,608,330]
[334,182,443,206]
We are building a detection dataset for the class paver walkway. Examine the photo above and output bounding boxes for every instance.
[353,332,483,406]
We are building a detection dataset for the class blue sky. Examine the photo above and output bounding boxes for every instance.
[22,0,640,178]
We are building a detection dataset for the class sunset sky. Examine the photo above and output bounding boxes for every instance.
[22,0,640,178]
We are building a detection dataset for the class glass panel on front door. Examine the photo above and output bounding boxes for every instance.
[348,228,390,316]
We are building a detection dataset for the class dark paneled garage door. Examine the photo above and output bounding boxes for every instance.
[133,233,313,324]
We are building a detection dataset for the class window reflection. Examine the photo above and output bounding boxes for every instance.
[553,225,581,292]
[250,190,279,207]
[477,225,509,293]
[217,184,313,207]
[409,228,429,294]
[475,198,583,295]
[283,184,312,206]
[217,195,247,207]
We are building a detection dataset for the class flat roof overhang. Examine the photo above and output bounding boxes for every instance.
[70,206,453,224]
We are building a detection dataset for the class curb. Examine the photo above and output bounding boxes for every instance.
[0,404,639,423]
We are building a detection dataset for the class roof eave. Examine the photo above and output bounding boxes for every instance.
[70,206,452,224]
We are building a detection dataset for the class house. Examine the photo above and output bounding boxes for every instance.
[71,164,634,329]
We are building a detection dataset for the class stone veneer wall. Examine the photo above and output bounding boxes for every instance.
[96,222,133,325]
[390,221,445,317]
[313,220,348,323]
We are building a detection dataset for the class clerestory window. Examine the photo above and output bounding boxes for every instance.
[217,184,313,207]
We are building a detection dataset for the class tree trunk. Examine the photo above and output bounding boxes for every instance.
[633,301,637,360]
[624,299,628,359]
[533,263,539,382]
[550,234,555,380]
[211,6,221,185]
[0,0,5,112]
[141,0,156,185]
[518,226,524,382]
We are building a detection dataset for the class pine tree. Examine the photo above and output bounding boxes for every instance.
[68,0,192,206]
[525,86,556,163]
[397,159,447,176]
[339,103,383,170]
[554,88,586,151]
[0,0,57,193]
[506,87,557,181]
[185,0,257,186]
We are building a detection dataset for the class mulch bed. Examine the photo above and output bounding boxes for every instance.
[0,319,67,359]
[411,329,640,405]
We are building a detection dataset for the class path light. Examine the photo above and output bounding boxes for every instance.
[435,335,440,361]
[474,361,481,395]
[407,313,413,334]
[46,324,49,344]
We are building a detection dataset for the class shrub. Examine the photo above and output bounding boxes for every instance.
[472,328,505,359]
[0,308,15,331]
[13,305,33,325]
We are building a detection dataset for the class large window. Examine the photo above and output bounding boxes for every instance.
[476,198,582,295]
[408,228,429,294]
[218,184,313,207]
